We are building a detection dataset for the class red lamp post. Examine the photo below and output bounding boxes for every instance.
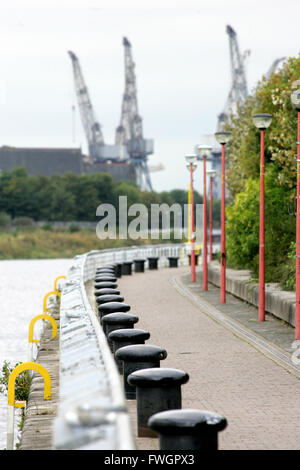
[185,154,198,283]
[252,113,272,322]
[207,170,217,261]
[291,87,300,339]
[214,131,231,304]
[198,145,212,292]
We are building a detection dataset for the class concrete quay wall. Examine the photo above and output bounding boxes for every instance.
[208,261,296,327]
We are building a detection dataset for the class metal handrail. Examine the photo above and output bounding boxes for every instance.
[53,243,187,450]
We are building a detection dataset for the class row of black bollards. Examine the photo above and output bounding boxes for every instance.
[102,256,182,275]
[93,258,227,450]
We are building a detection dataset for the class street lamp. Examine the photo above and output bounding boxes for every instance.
[291,87,300,339]
[198,144,212,292]
[207,169,217,261]
[252,113,272,322]
[214,130,231,303]
[185,154,198,282]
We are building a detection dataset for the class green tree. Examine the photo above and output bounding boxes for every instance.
[49,179,77,221]
[0,168,40,219]
[223,55,300,286]
[63,173,100,221]
[226,55,300,200]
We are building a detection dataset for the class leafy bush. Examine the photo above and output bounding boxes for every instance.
[226,55,300,201]
[280,241,296,291]
[13,216,34,227]
[0,361,32,402]
[0,212,11,227]
[224,54,300,288]
[68,223,80,233]
[41,222,53,231]
[226,165,295,283]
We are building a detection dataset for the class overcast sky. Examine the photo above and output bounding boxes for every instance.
[0,0,298,192]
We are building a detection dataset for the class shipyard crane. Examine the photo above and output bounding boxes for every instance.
[217,25,250,131]
[68,50,105,162]
[116,37,154,191]
[265,57,286,79]
[68,50,125,163]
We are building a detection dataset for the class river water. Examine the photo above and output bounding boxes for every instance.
[0,258,72,450]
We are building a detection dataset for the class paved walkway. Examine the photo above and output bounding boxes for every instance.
[115,265,300,451]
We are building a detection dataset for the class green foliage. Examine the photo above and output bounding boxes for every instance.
[280,241,296,291]
[41,222,53,231]
[226,54,300,200]
[0,361,32,402]
[226,165,295,282]
[0,212,11,227]
[68,223,80,233]
[226,178,260,270]
[13,217,34,227]
[0,167,200,225]
[224,55,300,288]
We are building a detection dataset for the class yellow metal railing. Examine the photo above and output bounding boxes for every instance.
[43,290,61,313]
[54,275,66,291]
[7,362,51,450]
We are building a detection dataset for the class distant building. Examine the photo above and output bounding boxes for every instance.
[84,159,137,181]
[0,146,136,183]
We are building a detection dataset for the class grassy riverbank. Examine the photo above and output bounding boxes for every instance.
[0,227,155,259]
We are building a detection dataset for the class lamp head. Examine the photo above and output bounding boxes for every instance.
[197,144,212,159]
[185,153,198,165]
[207,170,217,179]
[252,113,272,130]
[214,131,231,145]
[291,89,300,111]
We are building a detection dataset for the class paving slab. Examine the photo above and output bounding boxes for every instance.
[114,265,300,450]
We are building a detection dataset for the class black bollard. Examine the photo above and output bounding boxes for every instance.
[148,409,227,450]
[167,257,179,268]
[127,368,189,437]
[98,301,131,321]
[97,263,117,269]
[94,281,118,290]
[102,312,139,352]
[96,268,115,274]
[188,254,199,266]
[96,265,115,270]
[115,263,123,278]
[122,262,133,275]
[96,265,116,272]
[134,259,146,273]
[148,257,159,270]
[108,329,151,373]
[95,274,117,283]
[96,294,124,305]
[94,288,121,298]
[115,344,167,400]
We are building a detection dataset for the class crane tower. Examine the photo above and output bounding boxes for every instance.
[68,51,105,161]
[68,50,127,163]
[68,40,154,189]
[217,25,250,131]
[116,37,154,191]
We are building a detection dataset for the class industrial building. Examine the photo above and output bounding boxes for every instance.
[0,145,137,182]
